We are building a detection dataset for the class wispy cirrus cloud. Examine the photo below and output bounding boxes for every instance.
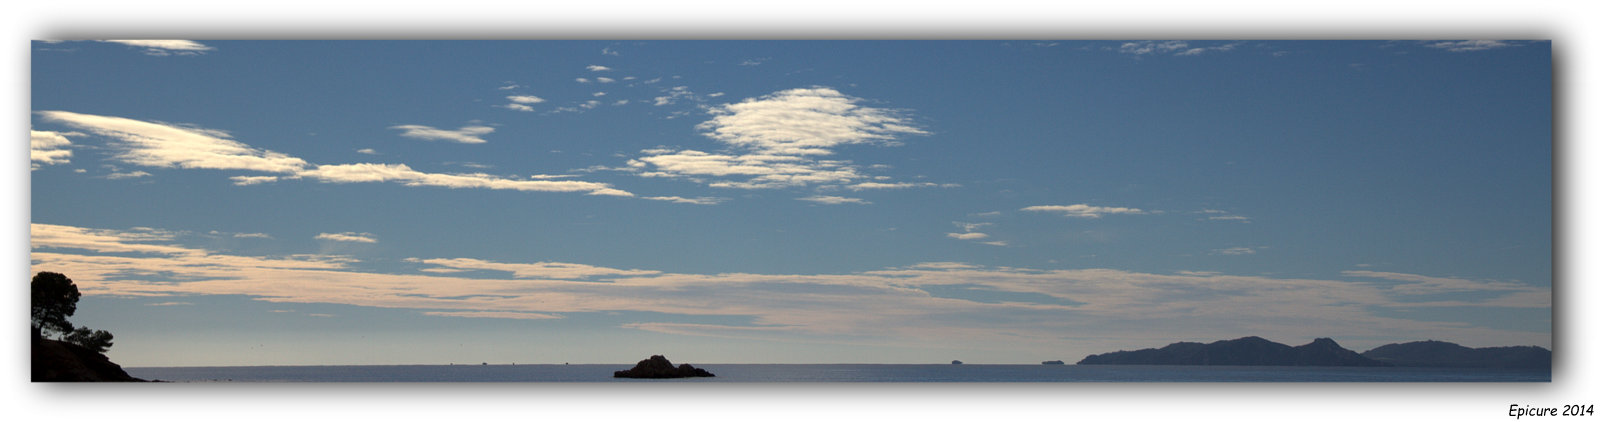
[1022,204,1149,218]
[643,196,727,205]
[1212,247,1257,255]
[1199,209,1251,223]
[798,195,870,205]
[1118,40,1241,57]
[297,163,633,196]
[1342,270,1535,296]
[389,124,495,144]
[31,130,75,168]
[315,232,378,243]
[38,111,310,174]
[1423,40,1516,52]
[406,257,659,280]
[99,40,214,56]
[36,111,636,198]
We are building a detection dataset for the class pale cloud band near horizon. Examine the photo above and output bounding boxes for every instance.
[30,222,1553,353]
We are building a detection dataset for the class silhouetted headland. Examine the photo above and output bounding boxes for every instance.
[31,331,144,382]
[1077,336,1389,366]
[1042,360,1065,365]
[1361,340,1551,369]
[613,355,715,378]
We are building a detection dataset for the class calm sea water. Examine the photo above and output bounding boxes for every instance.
[125,364,1550,382]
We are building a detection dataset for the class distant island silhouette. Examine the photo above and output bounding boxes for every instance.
[613,355,715,378]
[1361,340,1551,369]
[1077,336,1550,369]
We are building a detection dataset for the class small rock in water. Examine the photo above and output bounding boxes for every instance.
[613,355,715,378]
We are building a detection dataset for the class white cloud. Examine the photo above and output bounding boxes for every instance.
[698,87,927,155]
[954,222,991,232]
[1212,247,1256,255]
[1022,204,1149,218]
[100,40,213,55]
[505,104,535,112]
[38,111,310,174]
[356,148,379,155]
[628,87,931,191]
[1199,209,1251,223]
[315,232,378,243]
[40,113,625,197]
[592,92,607,97]
[1118,41,1240,57]
[798,195,871,205]
[390,124,494,144]
[1119,40,1190,55]
[506,95,545,104]
[947,232,989,240]
[297,163,633,196]
[652,86,695,106]
[576,78,591,83]
[1424,40,1514,52]
[230,175,279,185]
[233,233,273,239]
[601,47,620,56]
[586,65,612,72]
[846,182,955,191]
[643,196,726,205]
[597,77,615,83]
[407,257,659,280]
[31,130,74,167]
[106,170,153,179]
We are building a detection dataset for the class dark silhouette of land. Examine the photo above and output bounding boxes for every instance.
[32,332,143,382]
[613,355,715,378]
[1077,336,1389,366]
[32,271,140,382]
[1077,336,1551,369]
[1361,340,1551,369]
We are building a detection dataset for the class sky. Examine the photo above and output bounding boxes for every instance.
[28,40,1552,367]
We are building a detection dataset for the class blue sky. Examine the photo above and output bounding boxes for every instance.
[29,40,1550,366]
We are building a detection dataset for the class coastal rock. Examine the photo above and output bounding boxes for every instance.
[1361,340,1551,369]
[1076,336,1390,367]
[613,355,715,378]
[1042,360,1065,365]
[32,333,144,382]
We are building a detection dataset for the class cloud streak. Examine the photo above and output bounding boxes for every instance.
[100,40,214,55]
[31,131,74,168]
[1022,204,1149,218]
[390,124,495,144]
[315,232,378,243]
[32,223,1553,355]
[36,111,636,198]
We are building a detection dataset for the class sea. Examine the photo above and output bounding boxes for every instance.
[124,364,1551,382]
